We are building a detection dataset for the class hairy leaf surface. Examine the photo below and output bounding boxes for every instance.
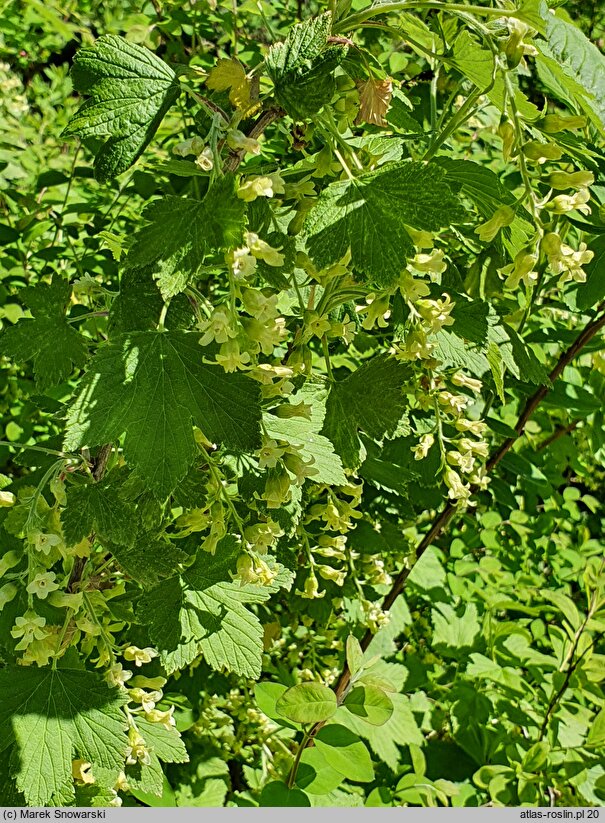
[537,4,605,133]
[138,537,292,676]
[0,668,128,806]
[64,332,262,498]
[266,13,345,119]
[63,481,137,546]
[62,35,180,181]
[322,355,410,469]
[1,278,87,390]
[125,177,246,299]
[304,161,467,285]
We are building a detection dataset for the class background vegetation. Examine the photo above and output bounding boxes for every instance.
[1,0,605,808]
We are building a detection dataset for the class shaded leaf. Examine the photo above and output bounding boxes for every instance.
[259,781,311,807]
[314,724,374,782]
[1,277,87,390]
[343,685,394,726]
[296,747,344,795]
[64,331,262,498]
[322,355,410,468]
[109,268,193,335]
[0,668,128,806]
[304,161,467,286]
[125,177,246,299]
[266,13,345,119]
[62,481,137,546]
[336,694,422,771]
[109,537,188,590]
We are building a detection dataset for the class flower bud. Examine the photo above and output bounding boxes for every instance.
[274,401,312,420]
[547,170,594,190]
[451,372,482,393]
[539,114,587,134]
[500,249,539,290]
[523,141,564,163]
[0,490,15,507]
[0,582,18,611]
[474,205,515,243]
[262,467,291,509]
[317,565,346,586]
[0,549,20,577]
[545,188,591,215]
[497,120,516,160]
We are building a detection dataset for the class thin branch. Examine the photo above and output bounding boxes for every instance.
[92,443,113,482]
[306,306,605,742]
[338,1,525,32]
[537,420,580,452]
[67,443,113,593]
[150,0,163,18]
[223,106,285,172]
[485,306,605,472]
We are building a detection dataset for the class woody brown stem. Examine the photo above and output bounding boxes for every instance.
[67,443,113,593]
[305,306,605,744]
[223,106,285,172]
[537,420,580,451]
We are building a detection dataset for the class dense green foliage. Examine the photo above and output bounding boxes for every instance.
[1,0,605,808]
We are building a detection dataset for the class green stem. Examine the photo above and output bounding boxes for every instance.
[0,440,75,459]
[423,86,483,161]
[333,146,355,181]
[82,591,117,663]
[53,609,75,670]
[504,73,540,227]
[290,271,307,316]
[429,61,439,134]
[24,459,66,534]
[158,299,171,331]
[206,455,245,533]
[432,395,447,468]
[322,335,334,381]
[321,112,363,171]
[338,2,522,31]
[181,84,229,122]
[358,21,452,64]
[50,144,80,249]
[67,311,109,324]
[287,729,311,788]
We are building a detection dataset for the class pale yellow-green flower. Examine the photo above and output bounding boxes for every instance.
[258,438,286,469]
[216,339,251,373]
[296,569,325,599]
[11,610,47,650]
[227,129,261,155]
[173,135,204,157]
[26,572,60,600]
[245,232,285,266]
[452,372,483,393]
[547,170,594,190]
[474,205,515,243]
[124,645,159,667]
[106,663,134,688]
[412,433,435,461]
